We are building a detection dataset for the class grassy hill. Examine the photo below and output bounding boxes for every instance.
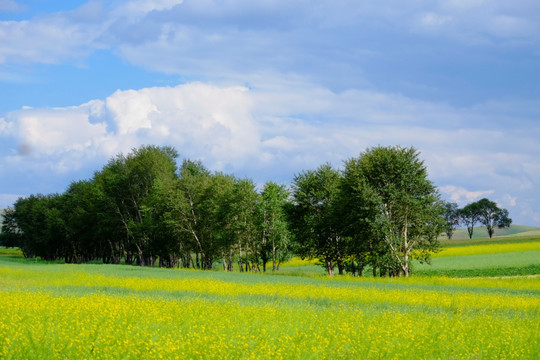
[441,225,540,240]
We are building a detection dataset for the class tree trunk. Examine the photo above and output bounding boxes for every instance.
[337,259,344,275]
[272,239,277,272]
[222,251,227,271]
[228,249,234,272]
[326,259,334,277]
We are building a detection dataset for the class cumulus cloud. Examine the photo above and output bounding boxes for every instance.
[1,80,539,224]
[1,83,260,173]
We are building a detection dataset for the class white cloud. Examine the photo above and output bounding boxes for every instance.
[0,0,24,12]
[503,194,517,207]
[439,185,494,206]
[115,0,184,19]
[0,117,13,134]
[1,83,260,172]
[419,12,453,27]
[1,0,538,69]
[1,79,539,224]
[106,89,159,135]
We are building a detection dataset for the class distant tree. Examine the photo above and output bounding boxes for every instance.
[442,201,460,239]
[476,198,512,238]
[342,146,444,277]
[458,201,483,239]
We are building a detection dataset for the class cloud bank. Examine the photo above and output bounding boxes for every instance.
[0,0,539,225]
[1,81,539,224]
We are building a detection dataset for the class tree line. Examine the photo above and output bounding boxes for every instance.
[442,199,512,239]
[0,145,511,276]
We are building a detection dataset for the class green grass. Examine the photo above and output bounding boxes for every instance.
[414,251,540,276]
[441,225,540,239]
[276,234,540,278]
[0,251,539,359]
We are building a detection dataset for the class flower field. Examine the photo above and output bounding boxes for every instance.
[0,248,539,360]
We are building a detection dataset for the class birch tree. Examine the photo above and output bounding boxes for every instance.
[343,146,444,277]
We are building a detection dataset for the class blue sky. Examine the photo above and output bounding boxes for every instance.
[1,0,539,225]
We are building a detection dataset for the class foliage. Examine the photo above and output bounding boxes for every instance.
[3,144,514,278]
[476,198,512,238]
[259,181,291,272]
[341,146,444,277]
[442,201,460,239]
[289,163,346,276]
[457,199,512,239]
[0,208,21,248]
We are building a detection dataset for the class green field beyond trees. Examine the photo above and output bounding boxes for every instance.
[1,232,539,359]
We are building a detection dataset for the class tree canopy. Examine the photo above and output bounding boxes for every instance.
[341,146,444,276]
[1,144,511,276]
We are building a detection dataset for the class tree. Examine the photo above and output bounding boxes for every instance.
[342,146,444,277]
[0,208,22,248]
[442,201,460,239]
[289,164,345,276]
[228,178,260,272]
[93,145,179,266]
[458,202,482,239]
[172,160,232,270]
[340,160,389,277]
[259,182,291,272]
[10,194,67,260]
[476,198,512,238]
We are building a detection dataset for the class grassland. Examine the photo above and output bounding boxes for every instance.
[0,233,539,359]
[440,225,540,239]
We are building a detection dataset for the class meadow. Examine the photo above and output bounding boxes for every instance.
[0,233,539,359]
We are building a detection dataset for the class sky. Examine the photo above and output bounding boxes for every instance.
[0,0,539,225]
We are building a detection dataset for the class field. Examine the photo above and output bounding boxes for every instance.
[0,233,539,359]
[439,225,540,239]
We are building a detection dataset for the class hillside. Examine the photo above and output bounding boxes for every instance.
[440,225,540,240]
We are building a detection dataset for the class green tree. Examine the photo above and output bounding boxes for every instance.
[0,208,22,248]
[340,160,388,277]
[10,194,66,260]
[93,145,179,266]
[172,160,228,270]
[289,164,345,276]
[476,198,512,238]
[229,178,260,272]
[343,146,444,277]
[259,181,291,272]
[458,202,482,239]
[442,201,460,239]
